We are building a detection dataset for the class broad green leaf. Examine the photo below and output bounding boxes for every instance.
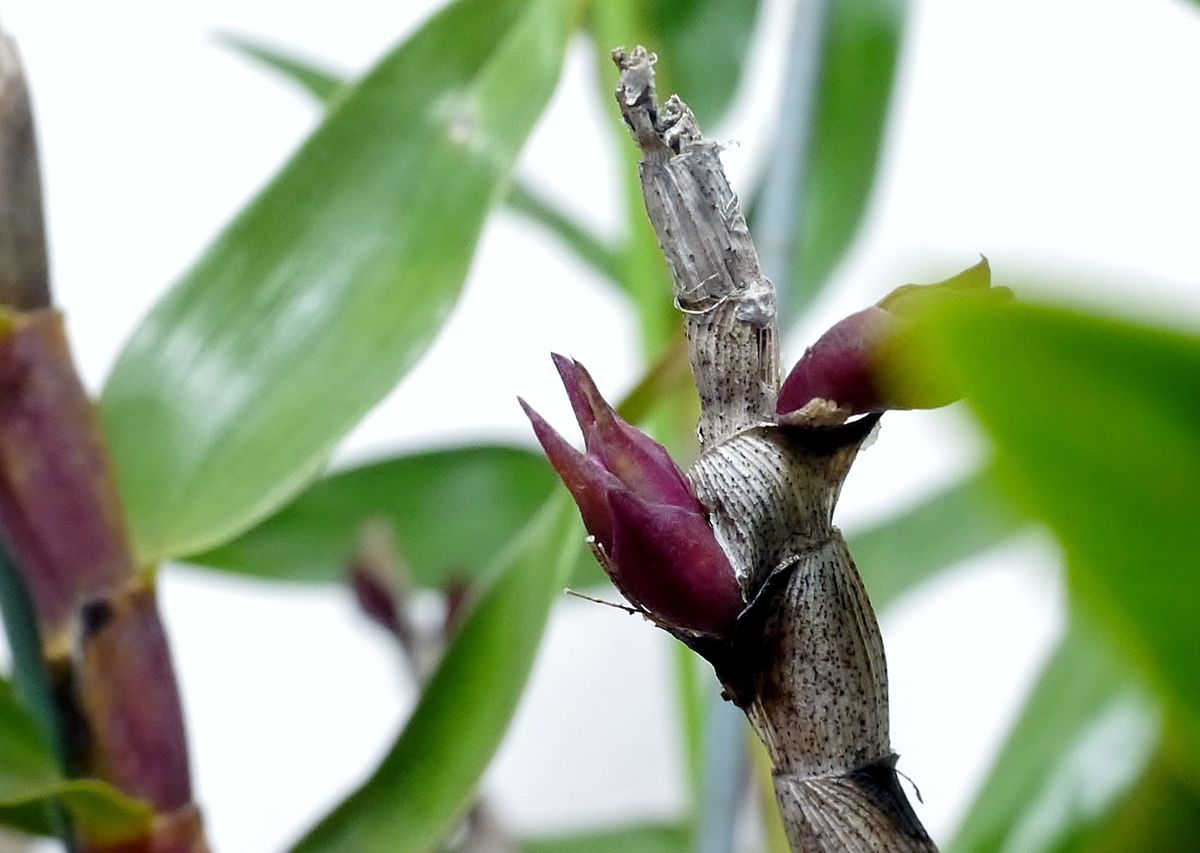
[891,298,1200,758]
[519,822,690,853]
[190,445,558,585]
[220,34,625,287]
[849,467,1024,611]
[950,620,1159,853]
[0,676,153,841]
[757,0,907,319]
[191,337,696,590]
[101,0,578,560]
[294,495,580,853]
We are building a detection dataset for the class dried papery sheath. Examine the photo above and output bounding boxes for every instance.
[597,46,939,852]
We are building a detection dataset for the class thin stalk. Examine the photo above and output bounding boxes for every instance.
[753,0,829,314]
[696,697,746,853]
[672,643,707,813]
[505,182,624,284]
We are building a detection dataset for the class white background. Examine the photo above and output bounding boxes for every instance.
[2,0,1199,850]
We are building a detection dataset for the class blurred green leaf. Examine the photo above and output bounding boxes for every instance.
[505,181,624,283]
[217,31,344,102]
[642,0,762,129]
[101,0,577,560]
[893,298,1200,759]
[190,445,557,585]
[757,0,907,319]
[519,822,690,853]
[220,33,624,288]
[849,467,1024,610]
[192,336,698,589]
[294,494,580,853]
[1081,747,1200,853]
[950,619,1159,853]
[0,676,153,841]
[0,544,61,767]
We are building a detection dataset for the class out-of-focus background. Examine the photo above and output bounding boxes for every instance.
[1,0,1198,850]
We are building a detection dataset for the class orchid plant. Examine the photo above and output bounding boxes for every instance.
[2,1,1199,852]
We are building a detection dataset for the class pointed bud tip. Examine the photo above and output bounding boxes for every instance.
[550,352,608,436]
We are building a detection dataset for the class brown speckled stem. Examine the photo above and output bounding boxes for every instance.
[613,46,936,852]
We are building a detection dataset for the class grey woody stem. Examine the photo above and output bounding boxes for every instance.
[614,48,778,446]
[613,47,937,852]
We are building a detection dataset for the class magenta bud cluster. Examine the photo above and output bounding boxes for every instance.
[522,261,1004,637]
[520,355,744,635]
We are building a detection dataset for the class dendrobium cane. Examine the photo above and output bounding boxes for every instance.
[517,47,1013,852]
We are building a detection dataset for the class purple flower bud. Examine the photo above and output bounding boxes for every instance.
[776,306,891,424]
[520,356,743,635]
[777,258,1008,423]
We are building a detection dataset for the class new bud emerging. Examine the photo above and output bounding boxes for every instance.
[520,355,743,635]
[777,258,1008,424]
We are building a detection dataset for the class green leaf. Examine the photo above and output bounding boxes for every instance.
[294,494,580,853]
[641,0,762,129]
[505,181,624,283]
[950,619,1159,853]
[190,338,698,590]
[1080,747,1200,853]
[849,467,1024,611]
[220,34,625,288]
[190,445,558,585]
[893,298,1200,760]
[101,0,578,560]
[0,543,61,766]
[216,31,345,102]
[0,676,153,841]
[519,822,690,853]
[758,0,907,318]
